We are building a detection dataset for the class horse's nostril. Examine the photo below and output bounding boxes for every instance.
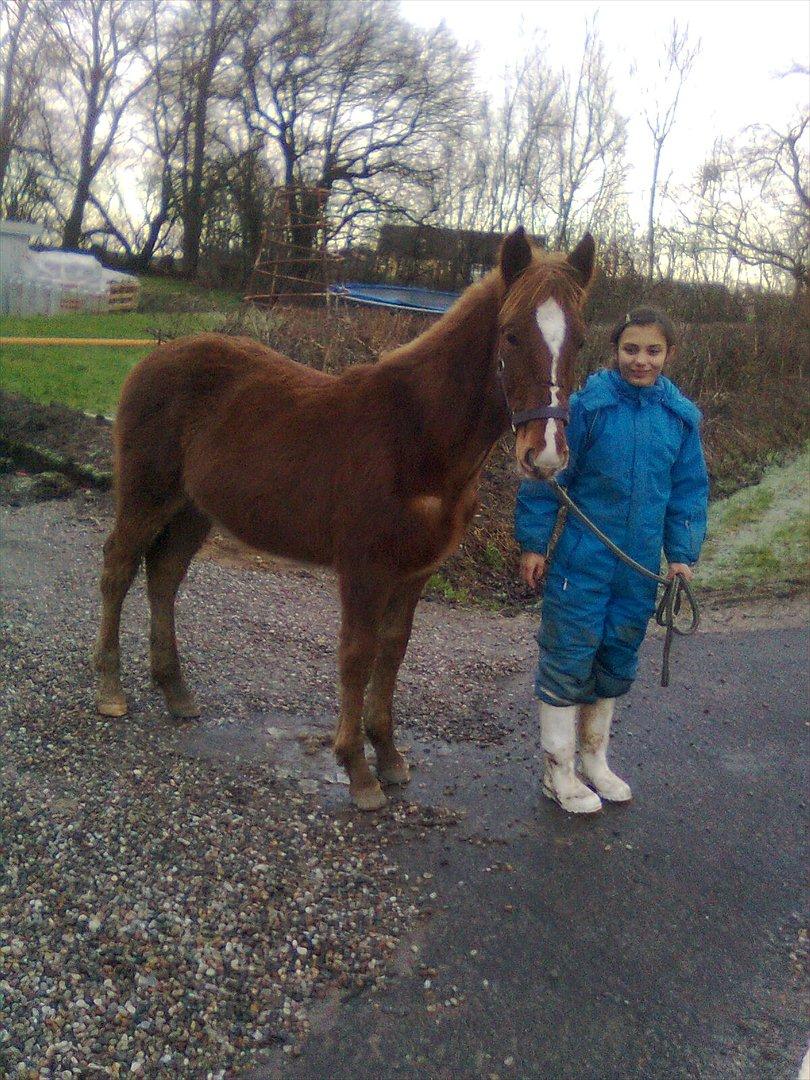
[522,448,536,472]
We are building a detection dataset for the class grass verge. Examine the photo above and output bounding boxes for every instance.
[698,445,809,593]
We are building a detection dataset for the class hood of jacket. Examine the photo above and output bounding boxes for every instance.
[574,368,701,427]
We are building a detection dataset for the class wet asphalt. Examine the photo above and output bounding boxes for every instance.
[259,622,808,1080]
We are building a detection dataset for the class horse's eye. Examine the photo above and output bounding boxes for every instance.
[504,332,518,346]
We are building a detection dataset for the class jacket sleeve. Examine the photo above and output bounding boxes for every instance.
[663,422,709,564]
[514,402,587,554]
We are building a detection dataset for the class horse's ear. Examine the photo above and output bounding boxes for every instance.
[500,226,534,289]
[567,233,596,288]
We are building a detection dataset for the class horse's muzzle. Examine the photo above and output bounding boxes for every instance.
[518,436,570,478]
[519,454,568,481]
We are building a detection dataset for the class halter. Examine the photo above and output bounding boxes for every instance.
[496,356,570,433]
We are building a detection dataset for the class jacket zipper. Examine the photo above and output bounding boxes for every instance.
[622,403,639,557]
[561,527,585,587]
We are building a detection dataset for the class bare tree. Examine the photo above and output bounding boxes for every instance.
[200,133,275,283]
[166,0,247,277]
[0,0,55,208]
[429,39,563,238]
[480,38,563,235]
[548,21,627,247]
[643,21,700,280]
[428,101,493,232]
[37,0,154,250]
[118,0,187,272]
[682,113,809,293]
[428,24,628,251]
[240,0,477,247]
[93,0,247,275]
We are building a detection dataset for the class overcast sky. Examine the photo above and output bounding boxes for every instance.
[400,0,809,227]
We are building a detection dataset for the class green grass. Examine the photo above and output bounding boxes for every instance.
[699,445,809,592]
[1,311,228,339]
[137,274,242,314]
[718,485,774,529]
[1,343,143,415]
[426,573,471,604]
[1,311,228,415]
[0,269,242,414]
[483,541,506,570]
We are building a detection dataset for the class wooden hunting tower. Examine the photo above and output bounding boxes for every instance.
[246,185,336,306]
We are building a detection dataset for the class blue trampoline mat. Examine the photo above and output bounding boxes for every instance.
[330,281,460,314]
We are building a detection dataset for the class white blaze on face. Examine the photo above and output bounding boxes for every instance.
[531,298,567,472]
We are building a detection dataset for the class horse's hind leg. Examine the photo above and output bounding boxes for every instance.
[334,574,392,811]
[363,575,427,786]
[144,503,211,717]
[95,521,155,716]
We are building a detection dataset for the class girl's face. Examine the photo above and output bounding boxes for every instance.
[615,323,669,386]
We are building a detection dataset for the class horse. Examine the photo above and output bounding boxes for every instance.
[94,227,595,810]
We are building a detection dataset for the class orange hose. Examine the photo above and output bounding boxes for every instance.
[0,337,155,347]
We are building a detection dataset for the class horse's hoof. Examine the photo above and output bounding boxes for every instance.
[162,681,200,718]
[167,697,201,719]
[351,782,388,812]
[97,694,128,718]
[377,758,411,785]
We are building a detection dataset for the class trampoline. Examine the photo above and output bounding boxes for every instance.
[329,281,460,314]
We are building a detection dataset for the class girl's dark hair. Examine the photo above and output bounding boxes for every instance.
[609,305,676,349]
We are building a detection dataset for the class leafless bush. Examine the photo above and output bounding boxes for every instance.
[221,302,430,372]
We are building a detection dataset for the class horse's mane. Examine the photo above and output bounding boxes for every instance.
[380,271,502,369]
[382,253,584,370]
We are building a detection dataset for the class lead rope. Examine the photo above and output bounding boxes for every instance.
[546,478,700,687]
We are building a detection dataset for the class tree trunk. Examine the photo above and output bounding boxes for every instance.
[646,138,663,282]
[62,68,102,251]
[131,174,172,273]
[62,177,93,251]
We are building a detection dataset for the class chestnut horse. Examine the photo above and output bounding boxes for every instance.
[94,228,595,810]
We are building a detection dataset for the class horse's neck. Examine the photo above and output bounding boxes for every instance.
[390,281,506,481]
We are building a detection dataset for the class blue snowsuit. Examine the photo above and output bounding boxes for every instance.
[515,368,709,705]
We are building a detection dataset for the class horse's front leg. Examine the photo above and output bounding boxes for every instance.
[363,575,427,786]
[334,574,392,811]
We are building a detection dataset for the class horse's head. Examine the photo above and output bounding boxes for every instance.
[496,228,595,479]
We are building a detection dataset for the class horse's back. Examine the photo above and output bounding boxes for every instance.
[120,333,327,407]
[117,333,331,445]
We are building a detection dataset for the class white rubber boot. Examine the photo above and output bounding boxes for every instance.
[540,703,603,814]
[578,698,633,802]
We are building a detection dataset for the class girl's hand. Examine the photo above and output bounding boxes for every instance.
[520,552,547,591]
[667,562,694,582]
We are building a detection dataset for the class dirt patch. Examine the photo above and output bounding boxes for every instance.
[0,390,114,474]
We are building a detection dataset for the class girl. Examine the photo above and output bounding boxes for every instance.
[515,306,709,813]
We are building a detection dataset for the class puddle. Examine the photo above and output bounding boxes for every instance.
[176,709,337,782]
[175,709,542,839]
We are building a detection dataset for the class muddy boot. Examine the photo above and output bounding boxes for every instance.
[540,703,602,814]
[578,698,632,802]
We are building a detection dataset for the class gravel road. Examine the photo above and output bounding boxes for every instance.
[0,493,533,1077]
[1,493,807,1079]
